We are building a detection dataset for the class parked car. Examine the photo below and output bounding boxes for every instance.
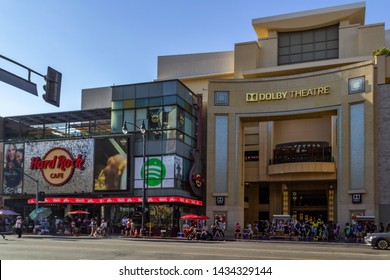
[364,232,390,249]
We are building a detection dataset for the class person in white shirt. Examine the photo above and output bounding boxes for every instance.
[99,218,108,237]
[13,216,23,238]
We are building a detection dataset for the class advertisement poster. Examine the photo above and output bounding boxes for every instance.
[2,143,24,194]
[94,137,128,191]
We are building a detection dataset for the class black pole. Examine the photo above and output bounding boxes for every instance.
[122,120,147,237]
[141,129,146,236]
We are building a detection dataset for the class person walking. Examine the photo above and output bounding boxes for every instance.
[13,216,23,238]
[214,219,224,240]
[234,222,241,239]
[99,218,108,237]
[89,218,98,237]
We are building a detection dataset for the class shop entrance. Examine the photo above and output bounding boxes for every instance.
[290,190,328,222]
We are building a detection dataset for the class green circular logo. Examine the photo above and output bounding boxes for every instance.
[141,158,166,187]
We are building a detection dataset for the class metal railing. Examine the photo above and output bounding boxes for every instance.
[271,146,332,164]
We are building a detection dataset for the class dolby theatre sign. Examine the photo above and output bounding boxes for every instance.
[246,86,330,102]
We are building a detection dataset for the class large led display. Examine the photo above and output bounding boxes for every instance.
[94,137,128,191]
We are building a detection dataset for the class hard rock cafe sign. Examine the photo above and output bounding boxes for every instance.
[30,147,85,186]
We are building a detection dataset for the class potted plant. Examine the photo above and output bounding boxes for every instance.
[372,47,390,57]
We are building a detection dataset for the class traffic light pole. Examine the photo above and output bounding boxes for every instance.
[0,54,45,80]
[0,54,62,107]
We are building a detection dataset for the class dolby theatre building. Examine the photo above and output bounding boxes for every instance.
[157,2,390,232]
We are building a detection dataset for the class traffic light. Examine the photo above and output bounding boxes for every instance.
[38,191,45,202]
[42,66,62,107]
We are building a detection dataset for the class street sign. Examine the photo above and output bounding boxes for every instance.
[0,68,38,96]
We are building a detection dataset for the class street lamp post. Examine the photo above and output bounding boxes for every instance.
[122,120,147,236]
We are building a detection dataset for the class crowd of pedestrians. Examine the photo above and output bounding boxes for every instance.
[238,218,389,242]
[24,215,113,237]
[3,212,389,243]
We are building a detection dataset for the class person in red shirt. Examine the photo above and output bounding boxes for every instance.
[235,222,241,239]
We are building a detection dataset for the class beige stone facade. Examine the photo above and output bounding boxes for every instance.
[157,2,390,234]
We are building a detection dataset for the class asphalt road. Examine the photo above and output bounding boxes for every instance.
[1,234,389,260]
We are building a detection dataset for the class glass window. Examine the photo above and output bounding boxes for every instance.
[112,86,124,100]
[290,33,301,45]
[136,108,147,129]
[165,130,176,140]
[149,82,162,97]
[45,122,66,138]
[215,115,228,193]
[184,101,192,113]
[259,184,270,204]
[177,96,185,108]
[278,25,339,65]
[76,121,92,137]
[184,135,192,146]
[123,109,135,132]
[279,35,289,47]
[177,131,184,142]
[291,45,301,54]
[177,82,191,103]
[29,124,44,139]
[135,98,148,107]
[327,27,338,40]
[302,44,314,52]
[123,85,136,99]
[148,107,162,140]
[302,52,314,62]
[302,31,313,44]
[123,99,135,109]
[163,106,177,129]
[135,84,149,98]
[112,101,123,110]
[245,151,259,162]
[184,112,192,136]
[163,81,177,95]
[111,110,123,134]
[149,97,163,107]
[350,103,365,190]
[92,119,111,136]
[163,95,176,105]
[177,108,185,131]
[69,121,83,137]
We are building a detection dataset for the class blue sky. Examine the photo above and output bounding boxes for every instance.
[0,0,388,117]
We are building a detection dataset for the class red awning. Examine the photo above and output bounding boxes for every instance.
[28,196,202,206]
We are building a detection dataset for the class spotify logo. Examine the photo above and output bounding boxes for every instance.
[141,158,166,187]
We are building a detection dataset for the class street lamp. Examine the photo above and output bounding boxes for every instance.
[122,120,147,236]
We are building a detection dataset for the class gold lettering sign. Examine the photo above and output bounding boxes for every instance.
[246,86,330,102]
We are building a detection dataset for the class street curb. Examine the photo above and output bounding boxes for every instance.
[10,233,368,246]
